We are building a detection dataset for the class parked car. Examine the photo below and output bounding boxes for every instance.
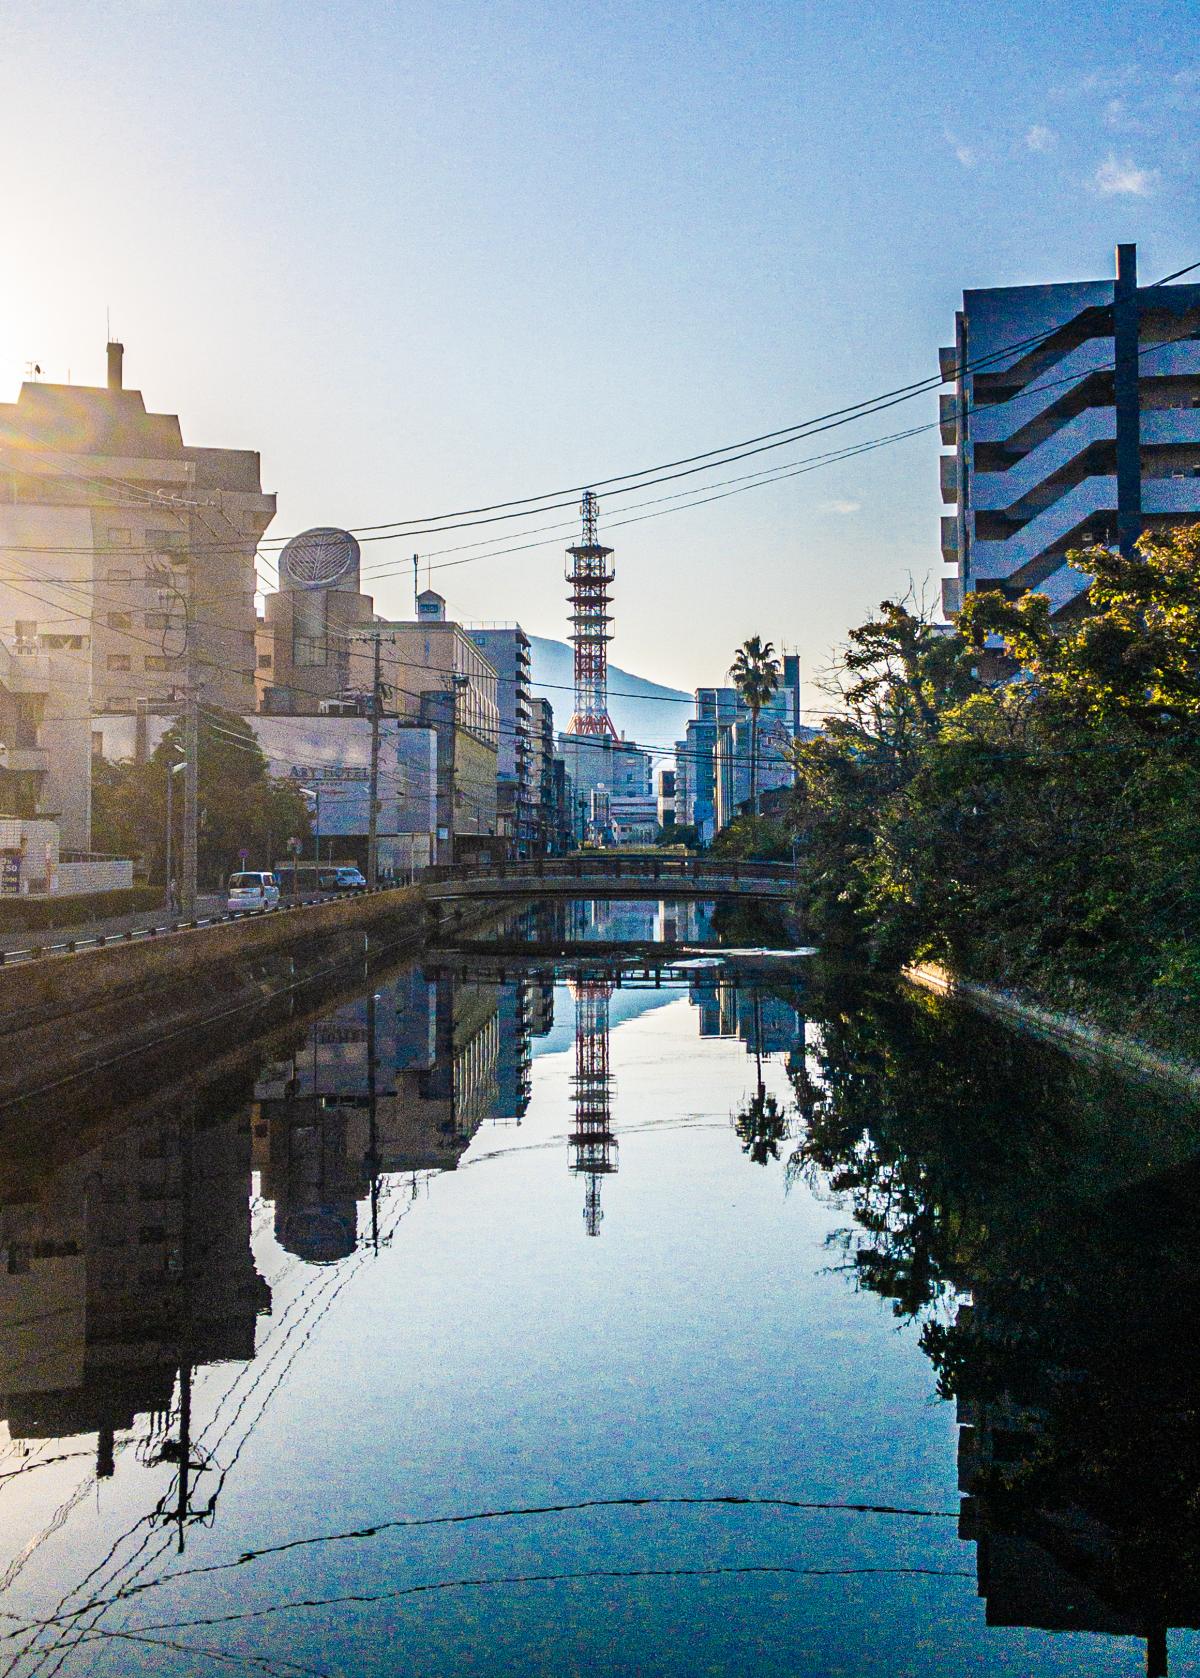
[227,871,281,913]
[323,866,367,891]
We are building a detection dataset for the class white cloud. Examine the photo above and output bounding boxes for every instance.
[943,128,978,167]
[1025,123,1056,152]
[820,499,861,515]
[1094,154,1159,195]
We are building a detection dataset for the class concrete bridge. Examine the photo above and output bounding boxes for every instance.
[422,856,797,902]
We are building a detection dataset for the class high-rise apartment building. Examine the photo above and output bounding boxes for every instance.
[941,244,1200,622]
[0,343,275,716]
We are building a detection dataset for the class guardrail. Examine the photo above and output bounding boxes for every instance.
[0,886,398,969]
[422,857,795,884]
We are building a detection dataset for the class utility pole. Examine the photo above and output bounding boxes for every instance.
[182,685,199,917]
[367,633,382,888]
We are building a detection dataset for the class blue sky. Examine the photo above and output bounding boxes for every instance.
[2,0,1197,729]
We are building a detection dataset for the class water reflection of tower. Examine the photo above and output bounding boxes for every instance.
[568,978,617,1236]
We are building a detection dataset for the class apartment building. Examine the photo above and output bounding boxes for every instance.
[941,243,1200,621]
[0,343,275,716]
[465,625,535,855]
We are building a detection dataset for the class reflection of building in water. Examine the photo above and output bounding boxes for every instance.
[488,977,555,1124]
[0,1104,265,1475]
[253,970,502,1259]
[690,976,805,1059]
[568,978,617,1236]
[560,897,716,944]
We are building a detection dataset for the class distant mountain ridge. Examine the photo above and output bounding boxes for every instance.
[528,635,691,751]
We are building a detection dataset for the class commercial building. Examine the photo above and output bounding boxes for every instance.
[556,732,653,845]
[465,625,536,856]
[257,576,499,863]
[0,343,275,718]
[941,243,1200,622]
[255,528,377,713]
[93,712,439,877]
[675,655,806,841]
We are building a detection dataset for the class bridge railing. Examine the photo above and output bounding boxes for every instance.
[421,856,795,885]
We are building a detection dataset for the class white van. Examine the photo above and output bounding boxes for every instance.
[227,871,281,913]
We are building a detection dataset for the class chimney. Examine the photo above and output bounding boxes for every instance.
[106,340,124,392]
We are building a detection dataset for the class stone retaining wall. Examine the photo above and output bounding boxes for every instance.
[903,960,1200,1096]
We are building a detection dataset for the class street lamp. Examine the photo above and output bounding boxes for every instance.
[165,752,187,912]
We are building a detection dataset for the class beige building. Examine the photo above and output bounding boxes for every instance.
[1,635,92,850]
[0,343,275,720]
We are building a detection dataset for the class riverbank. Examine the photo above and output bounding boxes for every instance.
[0,885,458,1111]
[903,960,1200,1097]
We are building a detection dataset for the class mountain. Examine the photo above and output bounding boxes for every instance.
[528,635,691,751]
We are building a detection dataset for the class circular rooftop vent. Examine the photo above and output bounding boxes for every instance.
[280,527,360,589]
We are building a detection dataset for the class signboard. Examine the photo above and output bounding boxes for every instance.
[0,851,21,896]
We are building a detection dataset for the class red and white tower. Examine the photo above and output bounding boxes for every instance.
[567,976,617,1236]
[566,491,617,737]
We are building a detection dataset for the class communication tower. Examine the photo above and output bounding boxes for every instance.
[566,491,617,737]
[567,976,617,1235]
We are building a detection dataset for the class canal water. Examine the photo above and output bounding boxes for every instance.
[0,898,1197,1676]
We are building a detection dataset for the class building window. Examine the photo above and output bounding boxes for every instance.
[107,612,132,631]
[107,568,133,583]
[106,528,131,547]
[144,655,168,671]
[257,652,273,668]
[42,634,86,650]
[107,654,131,672]
[14,619,36,642]
[147,529,186,553]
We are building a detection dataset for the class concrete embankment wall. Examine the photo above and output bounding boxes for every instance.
[0,887,461,1109]
[903,960,1200,1097]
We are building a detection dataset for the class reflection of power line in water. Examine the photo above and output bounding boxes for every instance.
[108,1560,977,1642]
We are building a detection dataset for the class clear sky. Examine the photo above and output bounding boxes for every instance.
[2,0,1197,728]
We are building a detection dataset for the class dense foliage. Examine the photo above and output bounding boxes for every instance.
[790,526,1200,1049]
[93,708,311,887]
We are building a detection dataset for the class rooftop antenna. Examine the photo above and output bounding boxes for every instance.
[413,553,419,617]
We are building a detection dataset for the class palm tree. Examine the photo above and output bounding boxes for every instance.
[730,636,781,816]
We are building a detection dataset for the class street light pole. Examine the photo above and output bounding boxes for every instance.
[166,755,186,910]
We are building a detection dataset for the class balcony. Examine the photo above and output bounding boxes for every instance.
[939,346,958,384]
[940,516,959,560]
[972,407,1115,511]
[1141,408,1200,447]
[939,394,959,445]
[1143,477,1200,515]
[972,476,1117,579]
[939,455,959,504]
[971,338,1114,444]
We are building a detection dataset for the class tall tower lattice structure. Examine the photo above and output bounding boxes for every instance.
[567,977,618,1235]
[565,490,617,737]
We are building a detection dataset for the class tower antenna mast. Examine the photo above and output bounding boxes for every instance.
[565,490,617,737]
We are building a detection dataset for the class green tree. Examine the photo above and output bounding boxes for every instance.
[92,708,311,888]
[730,635,781,815]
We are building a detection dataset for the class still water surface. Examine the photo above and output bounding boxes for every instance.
[0,899,1197,1675]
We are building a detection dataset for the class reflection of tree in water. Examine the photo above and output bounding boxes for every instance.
[789,982,1200,1675]
[733,992,790,1166]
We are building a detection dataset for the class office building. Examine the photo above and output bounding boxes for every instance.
[0,343,275,717]
[941,243,1200,622]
